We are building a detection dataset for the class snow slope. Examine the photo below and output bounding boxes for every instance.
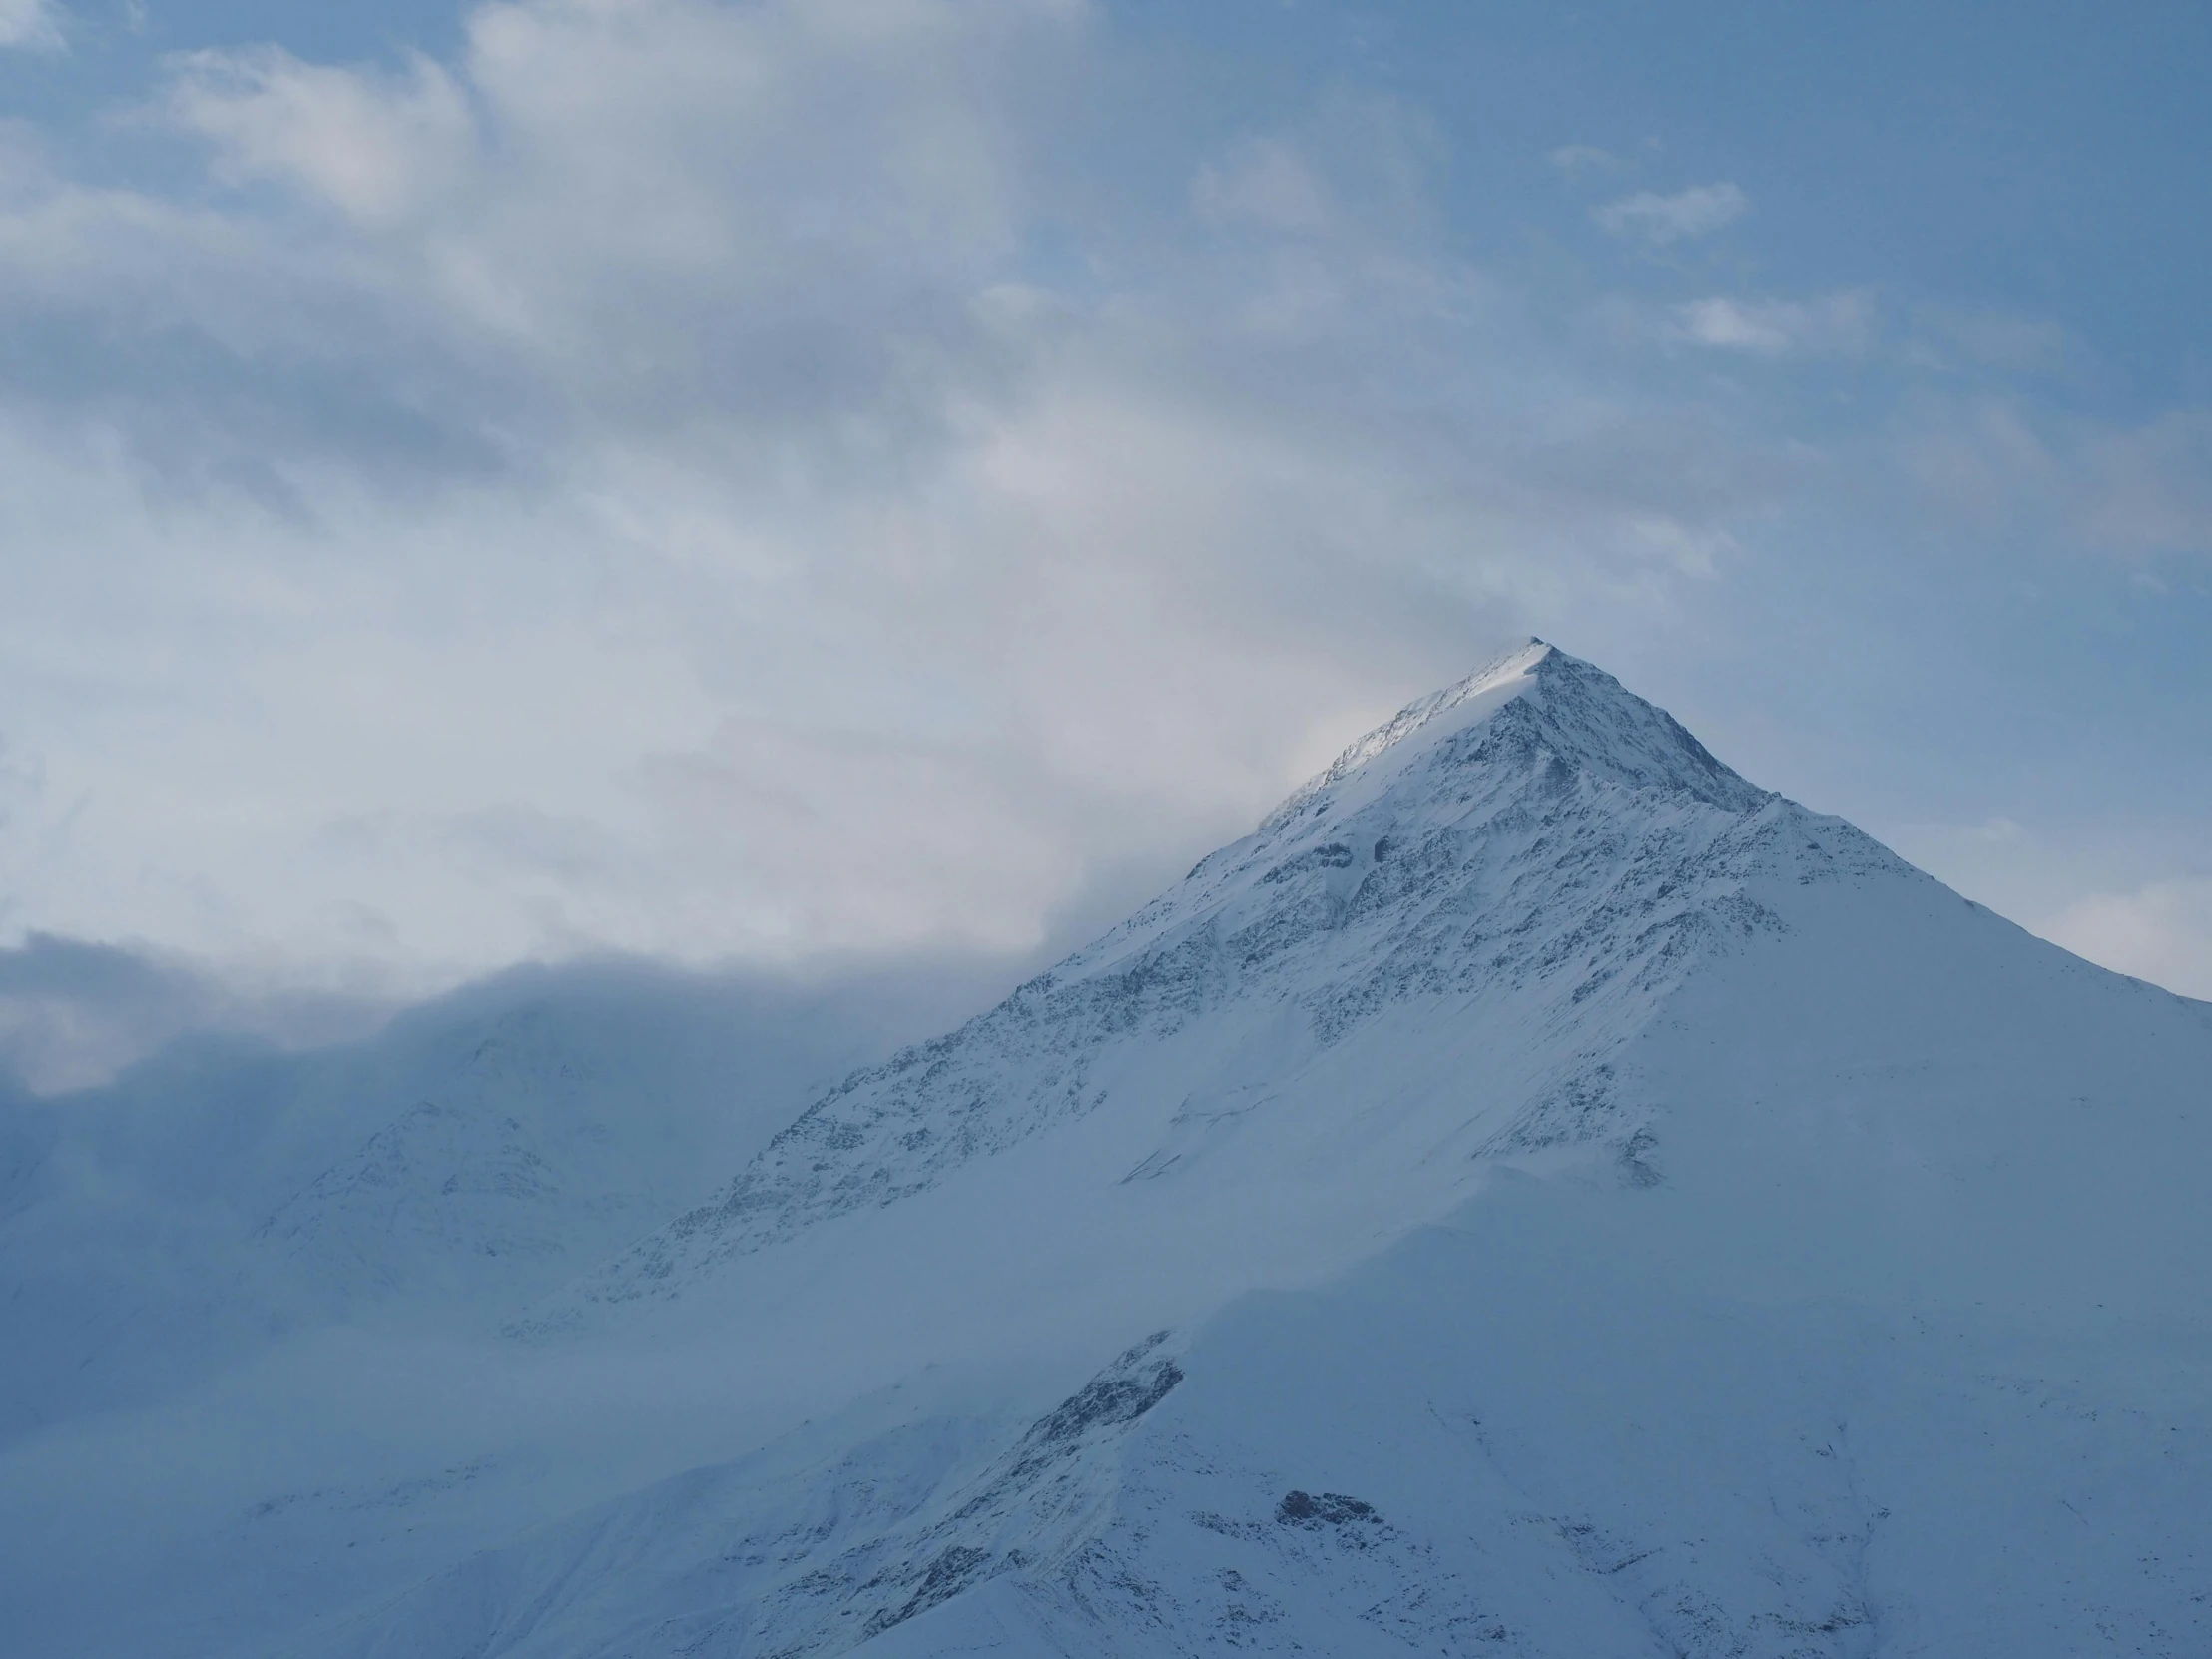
[4,641,2209,1658]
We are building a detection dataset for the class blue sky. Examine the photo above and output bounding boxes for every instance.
[0,0,2207,1076]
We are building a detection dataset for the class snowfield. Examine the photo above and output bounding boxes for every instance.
[4,641,2208,1657]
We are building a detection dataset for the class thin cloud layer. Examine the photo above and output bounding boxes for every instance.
[0,933,386,1092]
[1904,400,2212,558]
[1594,181,1748,244]
[0,0,62,51]
[1671,292,1873,357]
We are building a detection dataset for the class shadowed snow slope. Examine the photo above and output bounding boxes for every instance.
[4,642,2209,1658]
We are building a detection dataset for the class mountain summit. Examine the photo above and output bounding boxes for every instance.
[9,645,2211,1659]
[1262,638,1764,822]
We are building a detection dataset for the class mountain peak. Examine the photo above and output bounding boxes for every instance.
[1259,639,1764,839]
[1284,637,1555,801]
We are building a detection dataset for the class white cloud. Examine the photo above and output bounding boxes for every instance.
[1671,291,1872,357]
[0,2,1953,995]
[2049,877,2212,1001]
[1547,144,1619,176]
[0,0,63,52]
[1595,181,1747,244]
[163,47,475,228]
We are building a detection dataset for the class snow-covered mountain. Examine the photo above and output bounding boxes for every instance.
[538,642,1819,1321]
[5,641,2209,1658]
